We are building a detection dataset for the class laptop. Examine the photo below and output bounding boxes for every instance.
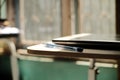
[52,33,120,51]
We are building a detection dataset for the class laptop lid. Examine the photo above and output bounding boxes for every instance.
[52,33,120,51]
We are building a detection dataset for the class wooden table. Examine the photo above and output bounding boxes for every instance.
[27,43,120,80]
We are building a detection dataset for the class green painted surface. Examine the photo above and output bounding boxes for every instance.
[18,58,118,80]
[18,59,88,80]
[97,67,118,80]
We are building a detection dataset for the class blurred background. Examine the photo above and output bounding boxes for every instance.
[0,0,116,47]
[0,0,118,80]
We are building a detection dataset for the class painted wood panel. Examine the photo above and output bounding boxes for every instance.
[20,0,61,43]
[79,0,115,35]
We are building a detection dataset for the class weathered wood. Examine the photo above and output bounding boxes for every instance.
[61,0,71,36]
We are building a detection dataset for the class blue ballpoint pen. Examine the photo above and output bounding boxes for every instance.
[45,43,83,52]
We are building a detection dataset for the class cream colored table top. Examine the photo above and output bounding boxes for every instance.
[27,43,120,60]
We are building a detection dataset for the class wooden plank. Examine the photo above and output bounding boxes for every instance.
[61,0,71,36]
